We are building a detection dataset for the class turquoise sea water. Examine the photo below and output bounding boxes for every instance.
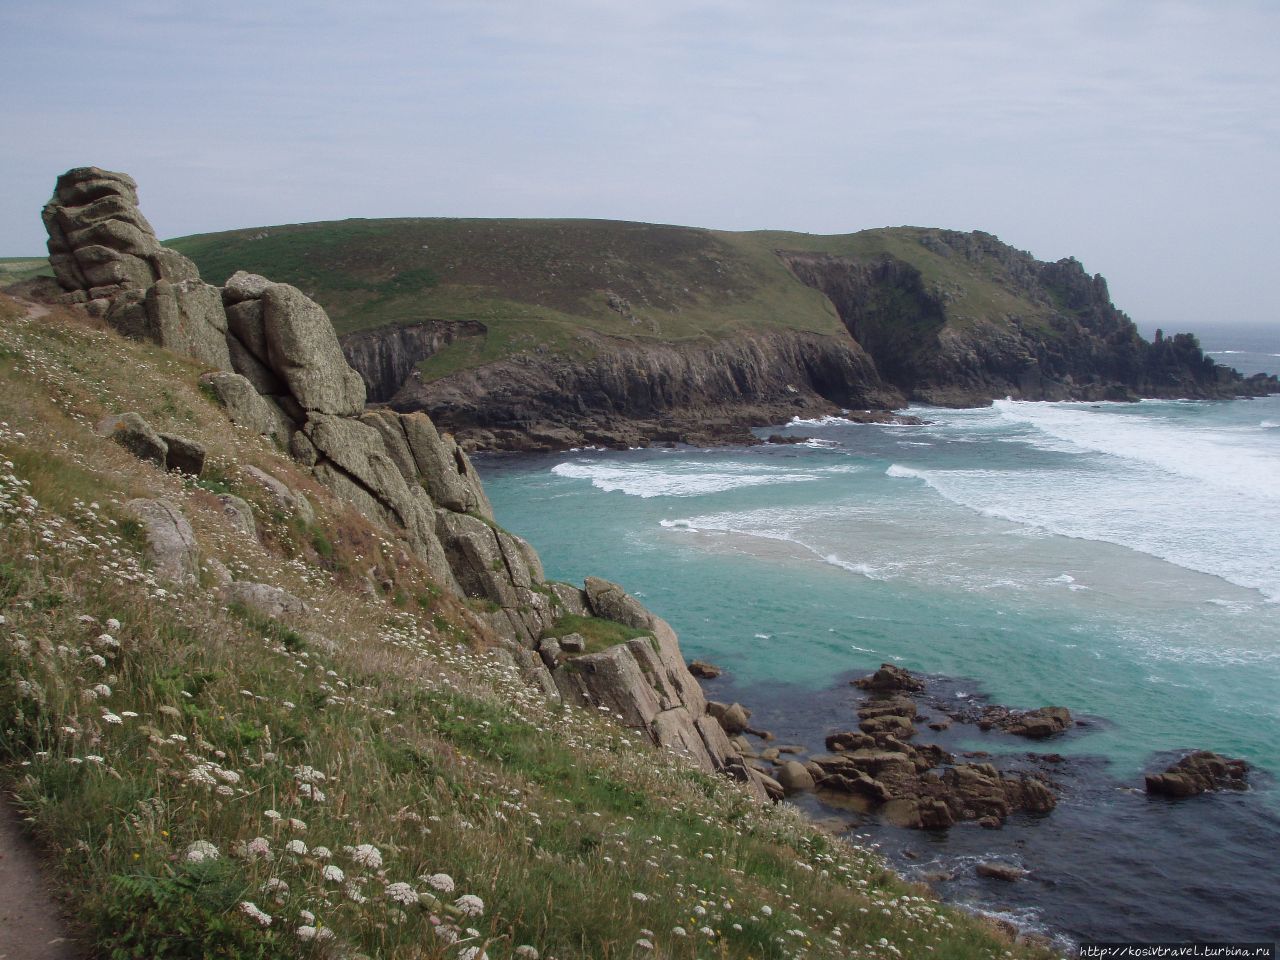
[475,332,1280,942]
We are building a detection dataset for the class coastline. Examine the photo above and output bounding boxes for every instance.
[474,390,1280,944]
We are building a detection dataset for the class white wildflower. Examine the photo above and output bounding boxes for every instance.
[514,947,539,960]
[454,894,484,917]
[244,836,272,860]
[285,839,307,856]
[424,872,455,892]
[351,843,382,869]
[635,939,654,950]
[322,864,345,883]
[312,845,333,860]
[386,881,418,905]
[184,840,219,862]
[458,948,488,960]
[238,901,272,926]
[631,891,649,902]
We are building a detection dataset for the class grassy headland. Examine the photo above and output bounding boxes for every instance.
[168,219,1071,384]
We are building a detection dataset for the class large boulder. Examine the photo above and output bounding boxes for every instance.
[221,581,306,620]
[1145,751,1250,797]
[143,279,232,370]
[98,412,167,468]
[200,372,291,440]
[124,498,199,584]
[853,663,925,692]
[1001,706,1073,739]
[583,576,651,629]
[261,284,365,416]
[43,168,228,367]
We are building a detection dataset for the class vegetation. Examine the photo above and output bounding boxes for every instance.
[0,294,1052,958]
[0,256,52,285]
[541,614,651,656]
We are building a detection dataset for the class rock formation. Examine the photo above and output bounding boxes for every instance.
[1145,751,1250,797]
[43,168,232,369]
[41,167,763,800]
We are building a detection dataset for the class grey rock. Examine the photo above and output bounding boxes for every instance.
[399,411,484,513]
[158,433,205,475]
[558,633,586,653]
[239,465,315,526]
[777,760,816,793]
[261,284,365,416]
[976,861,1027,882]
[142,279,232,370]
[538,637,563,668]
[221,581,306,620]
[98,412,167,467]
[124,498,199,584]
[549,582,589,617]
[222,270,274,304]
[583,576,650,629]
[198,371,287,439]
[215,493,256,538]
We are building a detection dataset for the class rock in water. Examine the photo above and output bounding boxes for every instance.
[688,659,722,678]
[1145,751,1250,797]
[853,663,925,692]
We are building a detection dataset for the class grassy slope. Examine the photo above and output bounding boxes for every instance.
[0,294,1048,958]
[0,256,53,284]
[168,219,1060,382]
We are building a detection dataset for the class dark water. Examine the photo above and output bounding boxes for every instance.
[702,668,1280,946]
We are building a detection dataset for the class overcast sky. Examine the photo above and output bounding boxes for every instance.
[3,1,1277,331]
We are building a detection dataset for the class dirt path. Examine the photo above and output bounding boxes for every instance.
[0,799,81,959]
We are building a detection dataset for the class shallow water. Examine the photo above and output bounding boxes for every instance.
[476,332,1280,942]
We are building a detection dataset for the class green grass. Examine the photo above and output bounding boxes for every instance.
[0,256,53,285]
[541,614,651,655]
[166,217,1099,386]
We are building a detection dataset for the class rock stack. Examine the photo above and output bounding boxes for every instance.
[40,167,770,800]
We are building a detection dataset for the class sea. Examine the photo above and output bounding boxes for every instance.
[475,325,1280,946]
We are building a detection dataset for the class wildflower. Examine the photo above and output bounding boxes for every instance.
[454,894,484,917]
[105,618,121,632]
[238,901,272,926]
[101,711,123,725]
[387,882,419,905]
[672,926,687,937]
[296,925,318,940]
[631,892,649,902]
[351,843,382,869]
[514,947,539,960]
[699,926,716,937]
[345,881,367,904]
[288,818,306,831]
[184,840,219,862]
[244,837,272,860]
[322,865,345,883]
[760,905,773,916]
[285,839,307,855]
[93,683,111,698]
[312,845,333,860]
[264,809,282,820]
[424,873,455,893]
[635,939,654,950]
[298,783,326,802]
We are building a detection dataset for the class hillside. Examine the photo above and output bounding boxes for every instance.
[166,218,1275,450]
[0,166,1058,957]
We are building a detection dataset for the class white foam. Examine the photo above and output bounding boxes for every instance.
[886,458,1280,600]
[551,460,820,498]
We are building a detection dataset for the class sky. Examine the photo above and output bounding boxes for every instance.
[3,0,1278,332]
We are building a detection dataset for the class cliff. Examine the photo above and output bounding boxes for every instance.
[36,166,773,801]
[162,218,1276,450]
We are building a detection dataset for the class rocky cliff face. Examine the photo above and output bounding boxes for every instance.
[38,166,770,800]
[380,328,902,450]
[781,236,1277,406]
[341,320,485,402]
